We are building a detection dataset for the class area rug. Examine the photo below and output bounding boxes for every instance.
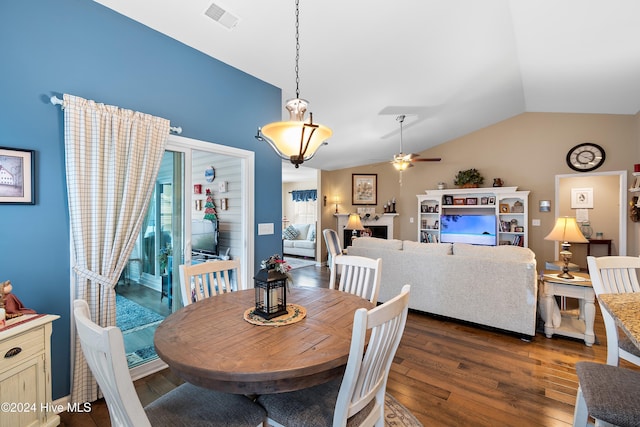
[116,294,164,332]
[284,256,316,270]
[126,344,159,368]
[385,393,423,426]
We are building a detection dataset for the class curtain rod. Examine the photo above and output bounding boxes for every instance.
[50,96,182,134]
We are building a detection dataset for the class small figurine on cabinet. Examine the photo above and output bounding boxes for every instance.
[1,280,36,319]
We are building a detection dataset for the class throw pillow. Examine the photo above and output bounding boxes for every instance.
[282,225,299,240]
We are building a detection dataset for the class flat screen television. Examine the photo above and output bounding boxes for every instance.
[440,214,496,246]
[191,219,219,257]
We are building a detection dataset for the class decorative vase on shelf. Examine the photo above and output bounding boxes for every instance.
[580,222,593,239]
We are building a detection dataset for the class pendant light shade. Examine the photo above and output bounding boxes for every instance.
[257,99,332,167]
[255,0,331,168]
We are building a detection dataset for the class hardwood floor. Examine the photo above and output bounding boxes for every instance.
[60,264,634,426]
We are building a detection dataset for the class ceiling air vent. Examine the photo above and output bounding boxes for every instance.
[205,3,239,30]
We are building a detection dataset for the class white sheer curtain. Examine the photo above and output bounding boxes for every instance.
[62,94,170,403]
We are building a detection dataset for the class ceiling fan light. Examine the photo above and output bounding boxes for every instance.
[392,157,412,171]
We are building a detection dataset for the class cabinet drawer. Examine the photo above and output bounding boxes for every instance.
[0,327,45,372]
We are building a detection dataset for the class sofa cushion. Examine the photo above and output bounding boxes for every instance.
[403,241,453,255]
[452,243,534,262]
[294,240,316,250]
[351,237,403,250]
[307,226,316,241]
[283,225,299,240]
[292,224,310,240]
[283,240,295,249]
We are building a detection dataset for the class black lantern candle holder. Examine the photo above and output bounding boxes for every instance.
[254,268,288,320]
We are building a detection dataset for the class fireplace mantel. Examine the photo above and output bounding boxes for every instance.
[334,213,398,248]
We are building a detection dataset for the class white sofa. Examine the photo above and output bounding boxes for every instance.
[282,223,316,258]
[348,237,538,337]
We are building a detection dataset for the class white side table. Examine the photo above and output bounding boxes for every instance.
[540,271,595,346]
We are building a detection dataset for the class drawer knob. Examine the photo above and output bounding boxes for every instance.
[4,347,22,358]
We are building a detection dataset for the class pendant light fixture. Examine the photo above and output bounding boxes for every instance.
[255,0,332,168]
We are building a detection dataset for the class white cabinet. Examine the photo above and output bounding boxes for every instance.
[0,314,60,427]
[418,187,529,247]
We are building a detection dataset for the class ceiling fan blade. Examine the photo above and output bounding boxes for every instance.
[413,157,442,162]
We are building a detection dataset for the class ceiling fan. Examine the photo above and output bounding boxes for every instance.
[391,115,441,171]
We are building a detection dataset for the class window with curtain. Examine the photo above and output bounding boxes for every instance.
[291,189,317,224]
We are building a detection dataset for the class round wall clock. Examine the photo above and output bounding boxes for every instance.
[205,166,215,182]
[566,143,606,172]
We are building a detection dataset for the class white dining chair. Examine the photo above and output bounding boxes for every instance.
[257,284,411,427]
[586,256,640,367]
[573,361,640,427]
[72,299,266,427]
[179,259,243,306]
[323,229,343,274]
[329,254,382,305]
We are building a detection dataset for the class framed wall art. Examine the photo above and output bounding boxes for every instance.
[571,187,594,209]
[0,147,35,204]
[352,174,377,205]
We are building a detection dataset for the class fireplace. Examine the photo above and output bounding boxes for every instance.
[343,226,387,246]
[335,213,398,248]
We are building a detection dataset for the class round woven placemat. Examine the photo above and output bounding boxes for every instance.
[243,304,306,326]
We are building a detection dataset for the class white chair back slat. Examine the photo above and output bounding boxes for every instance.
[330,255,382,305]
[323,229,343,274]
[179,259,243,306]
[334,284,410,425]
[73,300,152,427]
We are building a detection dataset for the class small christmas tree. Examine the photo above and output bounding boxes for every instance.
[203,188,217,221]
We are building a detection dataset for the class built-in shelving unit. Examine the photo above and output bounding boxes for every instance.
[417,187,530,247]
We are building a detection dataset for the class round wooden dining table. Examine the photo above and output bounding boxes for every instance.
[154,286,374,394]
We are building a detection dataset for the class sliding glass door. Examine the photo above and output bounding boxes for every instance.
[118,135,254,377]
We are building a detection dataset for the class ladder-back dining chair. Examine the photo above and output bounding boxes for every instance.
[257,284,411,427]
[72,299,266,427]
[179,259,243,306]
[323,229,343,274]
[329,254,382,305]
[586,255,640,367]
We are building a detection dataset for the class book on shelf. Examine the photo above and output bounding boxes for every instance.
[421,232,439,243]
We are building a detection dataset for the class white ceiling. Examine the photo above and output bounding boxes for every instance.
[95,0,640,173]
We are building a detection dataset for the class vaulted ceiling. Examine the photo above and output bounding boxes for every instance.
[95,0,640,172]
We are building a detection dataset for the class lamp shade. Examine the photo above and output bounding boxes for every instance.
[544,217,589,243]
[345,213,364,231]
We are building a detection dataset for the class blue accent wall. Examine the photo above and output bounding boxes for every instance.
[0,0,283,399]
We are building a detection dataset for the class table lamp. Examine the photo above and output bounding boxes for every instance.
[345,213,365,245]
[544,217,588,279]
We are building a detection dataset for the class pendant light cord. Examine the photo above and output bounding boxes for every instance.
[295,0,300,99]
